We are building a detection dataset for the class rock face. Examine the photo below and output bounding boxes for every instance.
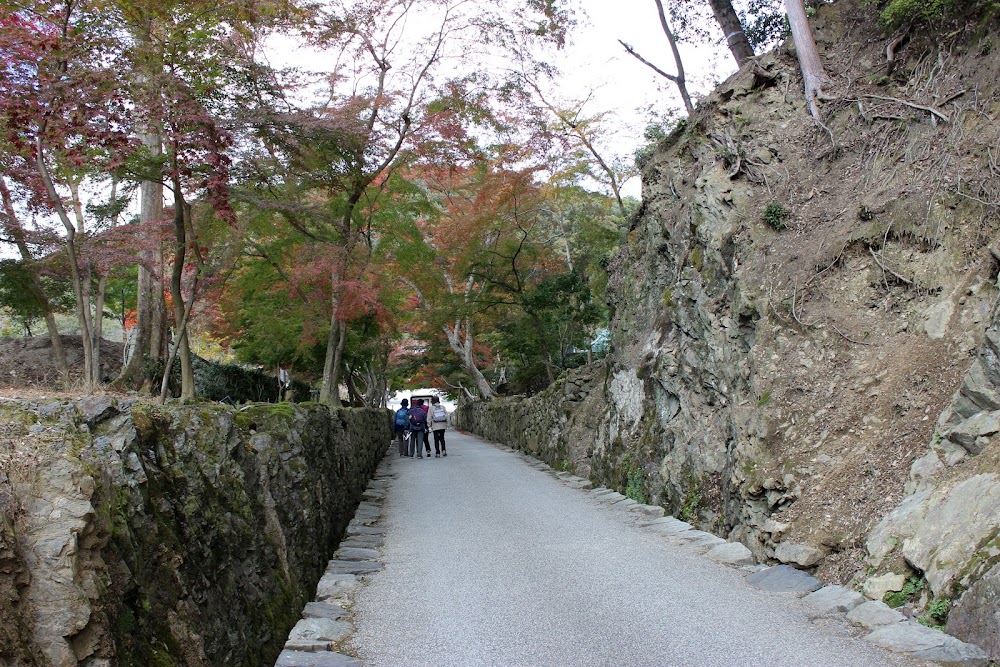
[948,564,1000,657]
[0,399,389,667]
[458,0,1000,659]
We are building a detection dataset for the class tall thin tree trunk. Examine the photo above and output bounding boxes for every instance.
[785,0,831,119]
[36,136,96,393]
[319,304,342,406]
[168,174,195,401]
[332,323,348,403]
[706,0,755,66]
[91,274,108,383]
[71,179,111,387]
[0,179,70,386]
[556,209,574,272]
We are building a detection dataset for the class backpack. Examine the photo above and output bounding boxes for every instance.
[393,408,410,429]
[432,405,447,422]
[409,407,427,427]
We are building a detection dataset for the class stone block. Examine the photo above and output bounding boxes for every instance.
[303,601,349,620]
[333,547,379,561]
[673,530,725,552]
[774,542,826,568]
[946,411,1000,453]
[288,618,352,645]
[275,650,361,666]
[644,519,693,535]
[865,622,989,666]
[628,504,666,517]
[747,565,822,593]
[611,498,639,510]
[862,573,906,601]
[803,585,865,614]
[865,489,932,567]
[284,640,332,653]
[325,560,381,575]
[706,542,754,566]
[337,536,383,550]
[75,395,118,426]
[316,573,360,600]
[846,601,906,630]
[959,360,1000,412]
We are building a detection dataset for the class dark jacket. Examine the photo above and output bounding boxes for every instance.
[408,405,428,428]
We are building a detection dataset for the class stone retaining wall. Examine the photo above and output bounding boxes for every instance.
[0,398,390,667]
[453,364,607,478]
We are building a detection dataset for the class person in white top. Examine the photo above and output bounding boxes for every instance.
[429,395,449,457]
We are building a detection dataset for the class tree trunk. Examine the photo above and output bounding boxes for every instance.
[319,312,342,406]
[344,367,362,406]
[35,137,96,393]
[530,314,556,384]
[785,0,831,119]
[91,274,108,383]
[167,176,195,401]
[0,179,70,387]
[706,0,755,66]
[117,126,165,390]
[444,318,495,400]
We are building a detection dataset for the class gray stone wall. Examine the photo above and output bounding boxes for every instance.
[0,398,390,667]
[454,364,607,477]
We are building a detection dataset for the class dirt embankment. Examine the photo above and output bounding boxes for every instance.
[0,336,124,395]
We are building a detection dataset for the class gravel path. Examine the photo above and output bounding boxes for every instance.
[349,432,926,667]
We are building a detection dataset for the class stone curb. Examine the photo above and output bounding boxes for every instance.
[275,446,394,667]
[489,440,992,665]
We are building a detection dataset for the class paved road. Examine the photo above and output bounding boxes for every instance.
[349,432,924,667]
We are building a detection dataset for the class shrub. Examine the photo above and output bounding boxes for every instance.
[762,202,790,230]
[625,468,646,504]
[919,598,951,629]
[678,488,701,522]
[884,575,925,607]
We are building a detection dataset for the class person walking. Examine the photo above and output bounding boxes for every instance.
[393,399,410,457]
[412,398,432,456]
[408,399,428,458]
[429,396,449,457]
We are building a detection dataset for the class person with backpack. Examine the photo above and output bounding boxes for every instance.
[393,399,410,457]
[429,395,449,457]
[408,398,428,458]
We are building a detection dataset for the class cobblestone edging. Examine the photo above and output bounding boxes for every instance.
[274,453,394,666]
[493,443,991,667]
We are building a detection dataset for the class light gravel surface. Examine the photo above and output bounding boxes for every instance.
[349,432,929,667]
